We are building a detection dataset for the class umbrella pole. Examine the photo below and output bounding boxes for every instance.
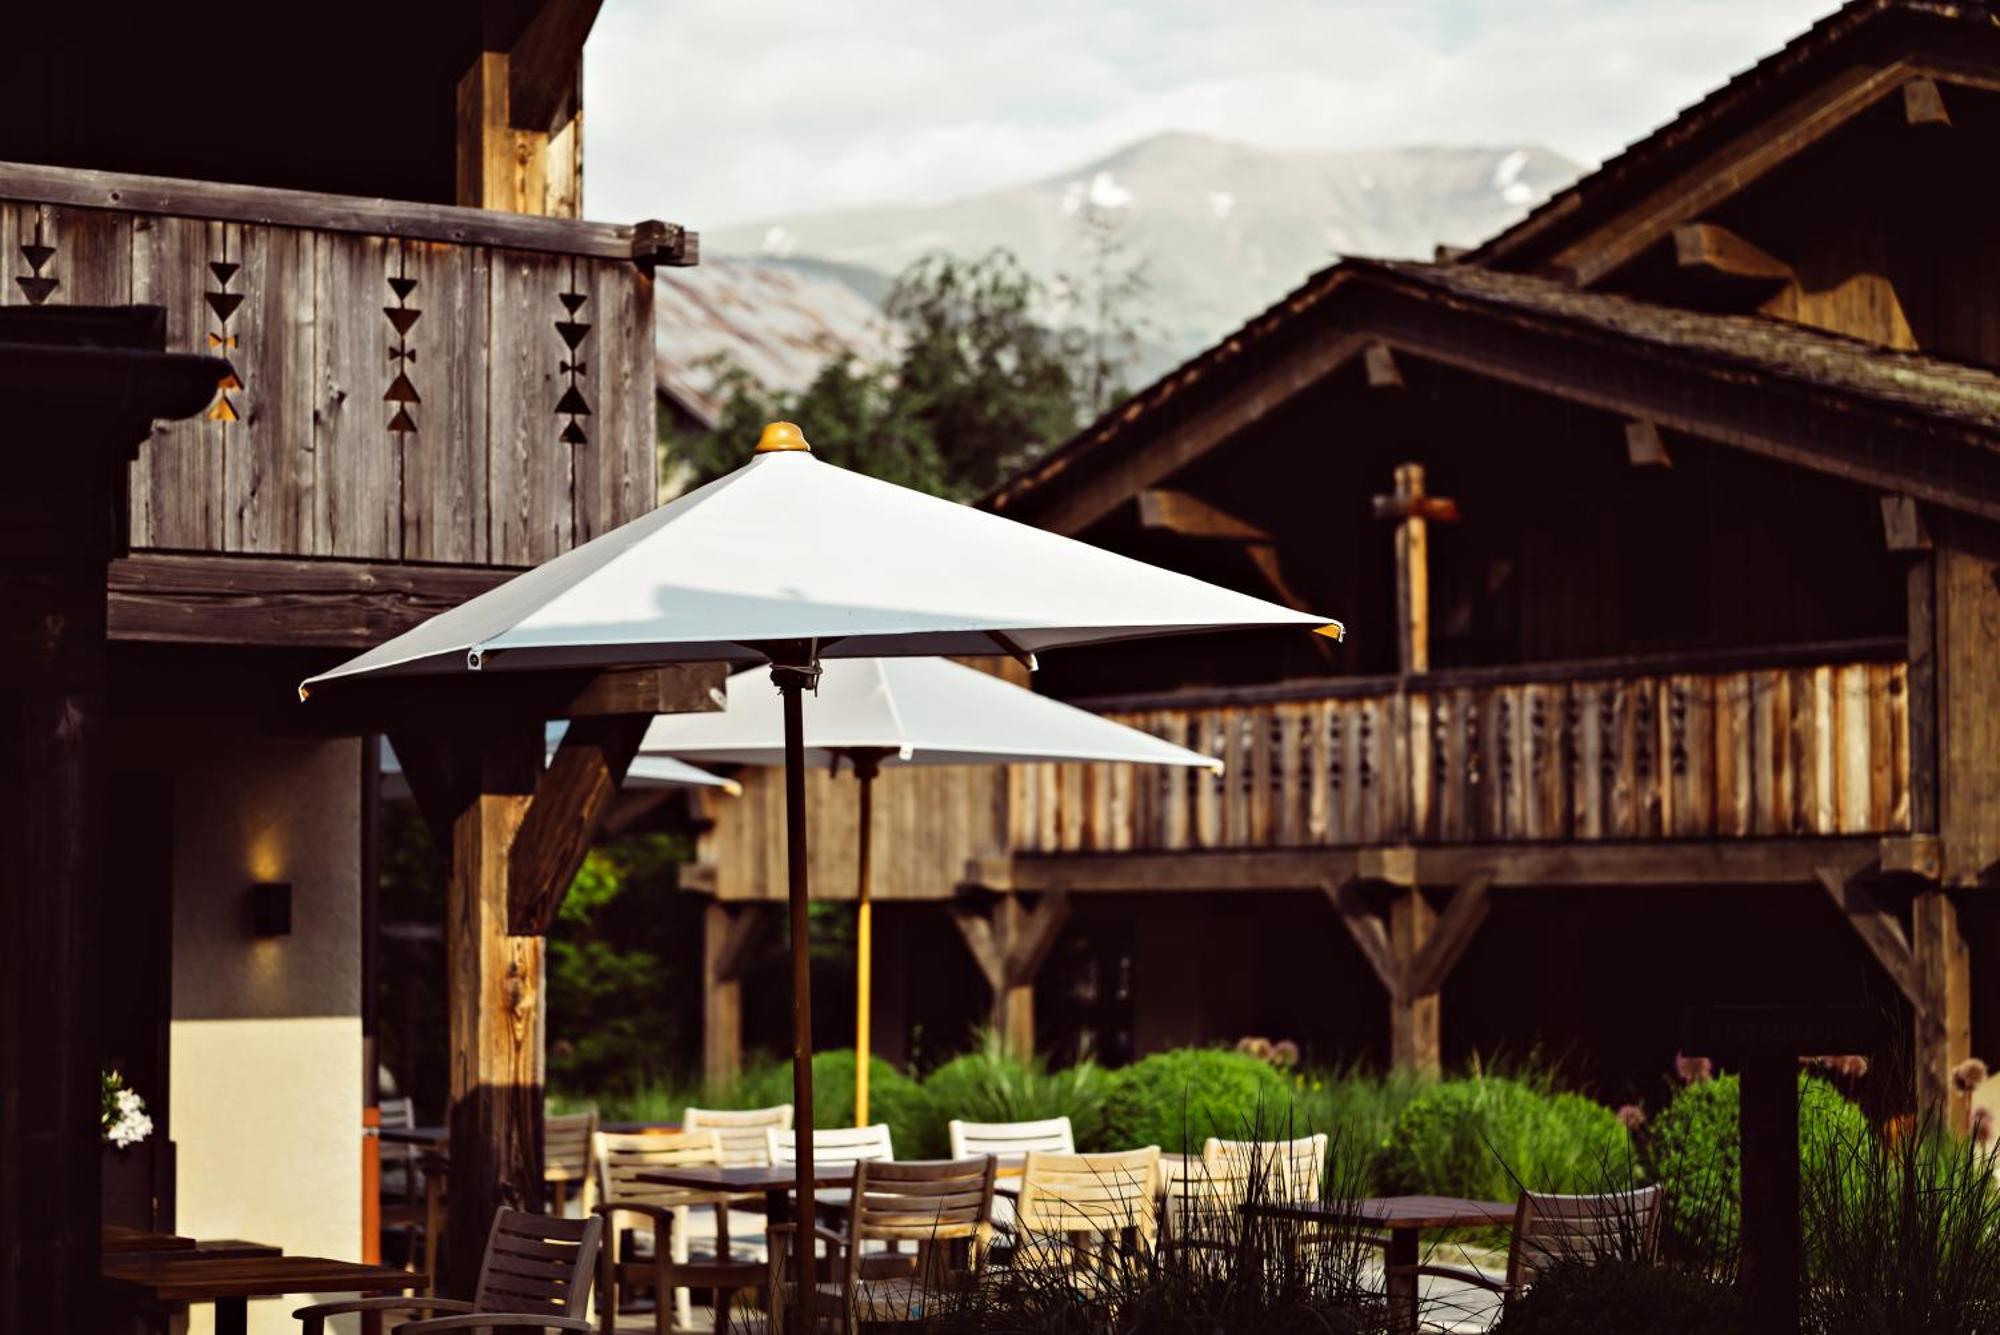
[774,660,818,1335]
[852,756,880,1127]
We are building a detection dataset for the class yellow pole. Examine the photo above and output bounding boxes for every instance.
[853,759,878,1126]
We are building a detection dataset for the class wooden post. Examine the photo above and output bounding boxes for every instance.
[1739,1056,1801,1335]
[1913,889,1972,1130]
[1371,464,1458,677]
[0,310,223,1335]
[704,901,744,1089]
[455,3,590,220]
[1388,889,1439,1073]
[444,724,544,1295]
[951,893,1070,1062]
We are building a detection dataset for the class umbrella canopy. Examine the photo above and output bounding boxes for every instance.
[376,725,740,803]
[635,656,1223,772]
[300,427,1338,692]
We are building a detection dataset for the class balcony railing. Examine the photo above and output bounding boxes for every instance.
[0,160,689,567]
[1009,641,1912,854]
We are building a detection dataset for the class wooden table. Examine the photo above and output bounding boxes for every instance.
[103,1254,425,1335]
[1246,1194,1515,1335]
[103,1225,197,1255]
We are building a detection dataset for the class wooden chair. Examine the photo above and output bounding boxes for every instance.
[766,1156,997,1334]
[1203,1134,1327,1205]
[1012,1147,1161,1276]
[946,1116,1074,1160]
[593,1129,762,1335]
[1390,1185,1663,1311]
[545,1109,600,1217]
[766,1124,894,1167]
[296,1209,602,1334]
[686,1104,793,1167]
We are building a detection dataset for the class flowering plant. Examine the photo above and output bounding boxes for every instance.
[101,1070,153,1149]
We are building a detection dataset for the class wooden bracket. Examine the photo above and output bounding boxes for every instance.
[1625,420,1671,469]
[1879,833,1942,882]
[1815,865,1921,1006]
[1880,495,1932,553]
[1903,77,1951,128]
[631,219,699,270]
[508,713,650,934]
[1363,342,1403,389]
[506,0,604,133]
[1356,843,1418,888]
[711,903,774,983]
[1137,490,1271,543]
[1672,222,1795,286]
[949,891,1072,991]
[1327,875,1490,1003]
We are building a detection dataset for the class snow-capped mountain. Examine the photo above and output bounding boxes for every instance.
[699,132,1581,373]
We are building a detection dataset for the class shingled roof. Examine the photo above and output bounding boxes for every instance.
[1466,0,1999,269]
[986,256,2000,518]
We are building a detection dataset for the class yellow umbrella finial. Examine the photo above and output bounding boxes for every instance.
[756,421,812,454]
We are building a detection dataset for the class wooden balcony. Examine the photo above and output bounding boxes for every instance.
[0,160,690,569]
[1009,640,1913,856]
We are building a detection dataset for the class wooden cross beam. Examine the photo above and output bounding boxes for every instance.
[1370,463,1459,675]
[1324,874,1491,1073]
[950,892,1072,1058]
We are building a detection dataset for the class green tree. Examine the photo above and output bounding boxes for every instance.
[1055,199,1153,421]
[664,248,1091,501]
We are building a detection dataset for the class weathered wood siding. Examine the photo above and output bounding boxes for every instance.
[1,195,655,564]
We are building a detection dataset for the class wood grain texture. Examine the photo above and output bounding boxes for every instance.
[488,249,573,564]
[397,240,490,563]
[130,215,225,550]
[313,230,400,558]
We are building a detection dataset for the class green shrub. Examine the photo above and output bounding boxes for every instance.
[1291,1063,1434,1197]
[729,1048,934,1151]
[1377,1075,1633,1203]
[1495,1258,1745,1335]
[918,1031,1110,1158]
[1098,1048,1297,1155]
[1645,1072,1867,1259]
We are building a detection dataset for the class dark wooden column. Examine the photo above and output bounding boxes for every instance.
[702,900,773,1087]
[0,308,223,1335]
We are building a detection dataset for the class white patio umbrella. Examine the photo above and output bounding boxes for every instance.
[375,725,740,802]
[302,422,1341,1328]
[637,655,1222,1123]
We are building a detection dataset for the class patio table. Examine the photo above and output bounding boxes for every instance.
[1244,1194,1515,1335]
[103,1225,197,1254]
[102,1254,424,1335]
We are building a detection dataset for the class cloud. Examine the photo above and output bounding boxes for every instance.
[582,0,1834,229]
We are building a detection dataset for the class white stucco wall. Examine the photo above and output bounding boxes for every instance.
[143,721,366,1335]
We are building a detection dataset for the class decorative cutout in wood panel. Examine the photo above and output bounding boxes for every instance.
[205,257,244,421]
[16,220,56,304]
[385,256,421,435]
[555,267,591,445]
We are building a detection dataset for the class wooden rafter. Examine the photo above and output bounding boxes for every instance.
[1671,222,1795,286]
[1815,865,1921,1006]
[1625,420,1671,468]
[508,0,603,133]
[1135,489,1320,622]
[1903,77,1951,126]
[1363,342,1404,388]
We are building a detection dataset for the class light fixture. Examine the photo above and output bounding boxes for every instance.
[250,881,292,937]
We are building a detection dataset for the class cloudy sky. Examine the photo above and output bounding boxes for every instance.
[583,0,1834,230]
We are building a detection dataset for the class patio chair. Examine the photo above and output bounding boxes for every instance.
[686,1103,794,1167]
[766,1156,997,1335]
[1012,1147,1161,1276]
[1388,1185,1663,1312]
[295,1208,602,1334]
[946,1115,1074,1160]
[545,1108,599,1216]
[1204,1133,1327,1205]
[765,1124,894,1166]
[593,1129,763,1335]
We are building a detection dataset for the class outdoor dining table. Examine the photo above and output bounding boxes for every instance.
[1244,1194,1516,1335]
[102,1254,425,1335]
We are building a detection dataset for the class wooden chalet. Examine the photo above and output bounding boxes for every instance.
[0,4,706,1327]
[693,0,2000,1124]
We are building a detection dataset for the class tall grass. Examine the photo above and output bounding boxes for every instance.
[921,1029,1111,1154]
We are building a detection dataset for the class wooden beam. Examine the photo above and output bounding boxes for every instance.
[1136,489,1272,543]
[508,0,603,133]
[1672,222,1796,285]
[1903,77,1951,127]
[1356,843,1418,888]
[108,552,514,648]
[299,663,726,735]
[506,713,649,933]
[1881,495,1932,552]
[1912,889,1972,1128]
[1814,865,1920,1006]
[711,902,774,983]
[1389,887,1440,1072]
[949,902,1007,991]
[1935,532,2000,882]
[1406,876,1492,998]
[1324,879,1398,996]
[0,159,679,263]
[1625,420,1671,468]
[1363,342,1403,388]
[1879,833,1941,881]
[1004,892,1071,987]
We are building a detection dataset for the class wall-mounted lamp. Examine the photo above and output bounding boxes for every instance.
[250,881,292,937]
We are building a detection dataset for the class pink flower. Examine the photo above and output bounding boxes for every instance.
[1615,1104,1647,1133]
[1270,1040,1300,1070]
[1674,1053,1713,1085]
[1952,1058,1989,1094]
